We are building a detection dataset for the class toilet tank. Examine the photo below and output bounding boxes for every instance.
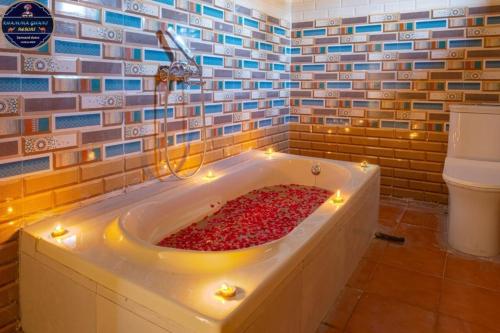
[448,104,500,161]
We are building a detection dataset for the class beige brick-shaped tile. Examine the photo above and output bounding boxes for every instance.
[0,192,53,222]
[0,241,17,266]
[311,142,338,152]
[394,149,426,161]
[395,130,427,141]
[427,172,445,184]
[0,179,22,202]
[81,159,123,181]
[300,132,324,142]
[0,282,19,308]
[379,158,409,169]
[54,179,103,206]
[410,160,443,172]
[393,188,426,201]
[351,136,379,146]
[312,125,337,134]
[394,169,427,181]
[350,154,379,165]
[104,169,143,193]
[300,149,324,158]
[233,132,252,144]
[325,134,351,144]
[223,144,242,157]
[427,132,448,142]
[290,140,311,149]
[338,144,364,155]
[410,141,443,152]
[125,151,155,171]
[241,140,258,152]
[380,185,393,196]
[250,129,266,140]
[0,262,17,292]
[365,147,394,158]
[409,180,442,193]
[289,123,312,132]
[426,152,446,162]
[24,168,79,195]
[212,136,234,149]
[380,167,394,177]
[379,138,410,149]
[365,128,394,138]
[424,192,448,204]
[324,152,350,161]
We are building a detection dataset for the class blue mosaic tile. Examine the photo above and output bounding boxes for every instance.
[154,0,174,4]
[487,16,500,24]
[205,104,223,114]
[354,63,381,71]
[223,124,242,135]
[243,101,258,110]
[144,108,174,120]
[259,42,273,51]
[416,20,447,29]
[240,17,259,29]
[0,156,50,179]
[302,99,324,106]
[273,63,286,71]
[105,79,123,91]
[225,35,243,46]
[258,81,272,89]
[258,119,272,128]
[272,99,286,107]
[0,78,49,92]
[449,39,482,48]
[413,102,443,110]
[328,45,353,53]
[145,49,174,62]
[303,28,326,37]
[105,11,142,29]
[55,39,101,56]
[273,26,286,36]
[303,64,325,71]
[176,131,200,144]
[203,5,224,19]
[177,25,201,39]
[414,61,445,69]
[55,113,101,129]
[203,55,224,66]
[383,82,411,89]
[448,82,481,90]
[285,82,300,88]
[381,121,409,129]
[353,100,378,108]
[486,61,500,68]
[285,115,299,123]
[384,42,413,50]
[355,24,382,33]
[124,79,141,91]
[224,81,242,89]
[327,82,351,89]
[242,60,259,69]
[105,140,142,158]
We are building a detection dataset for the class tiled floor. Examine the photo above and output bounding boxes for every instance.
[317,198,500,333]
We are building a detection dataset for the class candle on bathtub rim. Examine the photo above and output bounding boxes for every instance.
[265,147,274,155]
[216,283,237,298]
[206,170,215,179]
[360,160,369,170]
[51,224,68,238]
[332,190,344,204]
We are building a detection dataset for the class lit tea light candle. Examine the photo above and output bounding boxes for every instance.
[51,224,68,238]
[332,190,344,204]
[265,148,274,155]
[360,161,369,169]
[216,283,236,298]
[206,170,215,179]
[6,206,13,214]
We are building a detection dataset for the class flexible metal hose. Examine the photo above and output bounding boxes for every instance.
[162,65,207,180]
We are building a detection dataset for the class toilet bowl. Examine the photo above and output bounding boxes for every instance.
[443,157,500,256]
[445,104,500,257]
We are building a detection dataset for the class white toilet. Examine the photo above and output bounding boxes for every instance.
[444,104,500,257]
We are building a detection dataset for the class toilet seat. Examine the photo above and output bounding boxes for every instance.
[443,157,500,191]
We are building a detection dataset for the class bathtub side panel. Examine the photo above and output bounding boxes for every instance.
[20,253,97,333]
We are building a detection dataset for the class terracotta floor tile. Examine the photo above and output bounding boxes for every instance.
[440,279,500,331]
[365,264,442,311]
[445,254,500,291]
[379,243,446,277]
[345,293,436,333]
[362,239,386,262]
[395,223,442,250]
[316,324,342,333]
[378,204,405,224]
[347,259,377,290]
[400,209,443,230]
[323,287,363,330]
[436,315,500,333]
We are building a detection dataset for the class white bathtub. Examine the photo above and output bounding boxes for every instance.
[20,151,380,333]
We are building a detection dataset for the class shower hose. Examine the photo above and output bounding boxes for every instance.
[161,64,207,180]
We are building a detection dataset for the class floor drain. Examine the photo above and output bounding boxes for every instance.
[375,232,405,244]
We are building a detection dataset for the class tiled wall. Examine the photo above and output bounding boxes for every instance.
[291,0,500,21]
[0,0,290,330]
[289,5,500,204]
